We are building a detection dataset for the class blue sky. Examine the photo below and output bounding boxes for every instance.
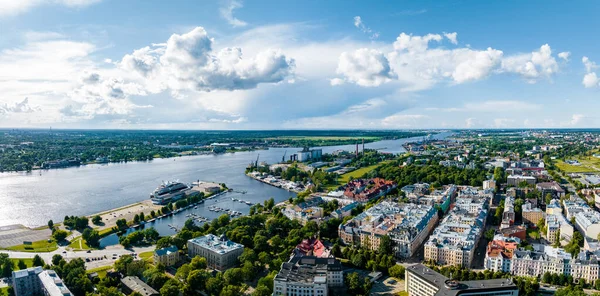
[0,0,599,129]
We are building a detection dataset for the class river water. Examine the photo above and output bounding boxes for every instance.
[0,132,451,237]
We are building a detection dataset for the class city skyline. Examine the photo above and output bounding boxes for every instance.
[1,0,600,129]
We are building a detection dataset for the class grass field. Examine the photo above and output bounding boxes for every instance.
[6,239,58,252]
[68,237,90,250]
[325,162,388,190]
[86,265,112,278]
[0,287,8,296]
[139,251,154,263]
[556,160,599,173]
[10,258,34,270]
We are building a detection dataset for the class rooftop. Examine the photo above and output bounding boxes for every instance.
[407,264,517,296]
[121,276,159,296]
[38,270,73,296]
[154,245,178,256]
[275,256,341,284]
[188,234,244,254]
[12,266,42,279]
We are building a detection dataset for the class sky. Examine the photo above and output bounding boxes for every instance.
[0,0,599,130]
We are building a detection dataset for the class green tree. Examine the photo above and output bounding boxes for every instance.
[378,236,392,254]
[190,256,207,270]
[1,260,13,278]
[17,259,27,270]
[159,279,181,296]
[47,220,54,230]
[82,228,100,248]
[52,229,68,242]
[92,215,102,225]
[32,255,45,267]
[389,264,405,279]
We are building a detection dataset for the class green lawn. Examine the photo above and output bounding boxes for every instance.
[0,287,8,296]
[6,239,58,252]
[556,159,600,173]
[396,291,408,296]
[86,265,112,278]
[68,237,90,250]
[139,251,154,263]
[10,258,34,270]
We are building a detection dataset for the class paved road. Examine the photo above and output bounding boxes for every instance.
[2,245,154,270]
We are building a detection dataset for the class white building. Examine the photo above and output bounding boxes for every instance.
[483,179,496,191]
[38,270,74,296]
[273,256,343,296]
[405,264,518,296]
[187,234,244,271]
[424,195,488,267]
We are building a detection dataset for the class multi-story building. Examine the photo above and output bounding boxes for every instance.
[484,235,520,272]
[12,267,43,296]
[12,267,73,296]
[522,202,544,226]
[546,212,573,244]
[187,234,244,271]
[501,196,515,229]
[409,185,457,214]
[405,264,518,296]
[536,181,565,199]
[562,195,600,240]
[483,179,496,191]
[330,202,358,219]
[338,201,438,259]
[273,256,343,296]
[38,270,74,296]
[424,195,488,267]
[340,178,397,202]
[507,175,536,187]
[511,245,572,278]
[154,245,179,266]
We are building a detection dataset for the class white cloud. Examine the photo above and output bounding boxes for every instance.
[582,56,600,88]
[427,100,540,112]
[0,98,39,114]
[0,0,101,16]
[500,44,560,82]
[570,114,585,125]
[493,118,515,128]
[335,48,396,87]
[393,33,442,52]
[335,32,566,90]
[558,51,571,61]
[465,117,476,128]
[381,114,428,127]
[353,16,379,39]
[121,27,295,92]
[329,78,345,86]
[220,0,248,27]
[443,32,458,44]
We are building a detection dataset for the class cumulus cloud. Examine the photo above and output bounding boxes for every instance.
[0,0,101,16]
[381,114,428,127]
[220,0,248,27]
[0,98,39,114]
[558,51,571,61]
[353,16,379,39]
[443,32,458,44]
[334,31,567,89]
[582,56,600,88]
[121,27,295,92]
[570,114,585,125]
[500,44,560,82]
[335,48,396,87]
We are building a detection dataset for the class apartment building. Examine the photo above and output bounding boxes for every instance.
[507,175,536,187]
[273,256,343,296]
[405,264,518,296]
[484,235,520,272]
[563,195,600,240]
[522,202,544,226]
[187,234,244,271]
[424,195,488,267]
[339,201,438,258]
[12,267,73,296]
[511,246,572,278]
[546,212,573,244]
[501,196,515,229]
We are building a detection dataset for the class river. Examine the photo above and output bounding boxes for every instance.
[0,132,451,234]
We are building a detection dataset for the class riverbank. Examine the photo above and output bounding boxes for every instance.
[246,173,303,193]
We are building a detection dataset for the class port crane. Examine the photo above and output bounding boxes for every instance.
[255,153,260,168]
[282,151,287,163]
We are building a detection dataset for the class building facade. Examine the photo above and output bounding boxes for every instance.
[338,201,438,259]
[273,256,343,296]
[424,195,488,267]
[12,267,73,296]
[154,245,179,266]
[188,234,244,271]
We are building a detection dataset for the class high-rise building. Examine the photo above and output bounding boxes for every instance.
[12,267,73,296]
